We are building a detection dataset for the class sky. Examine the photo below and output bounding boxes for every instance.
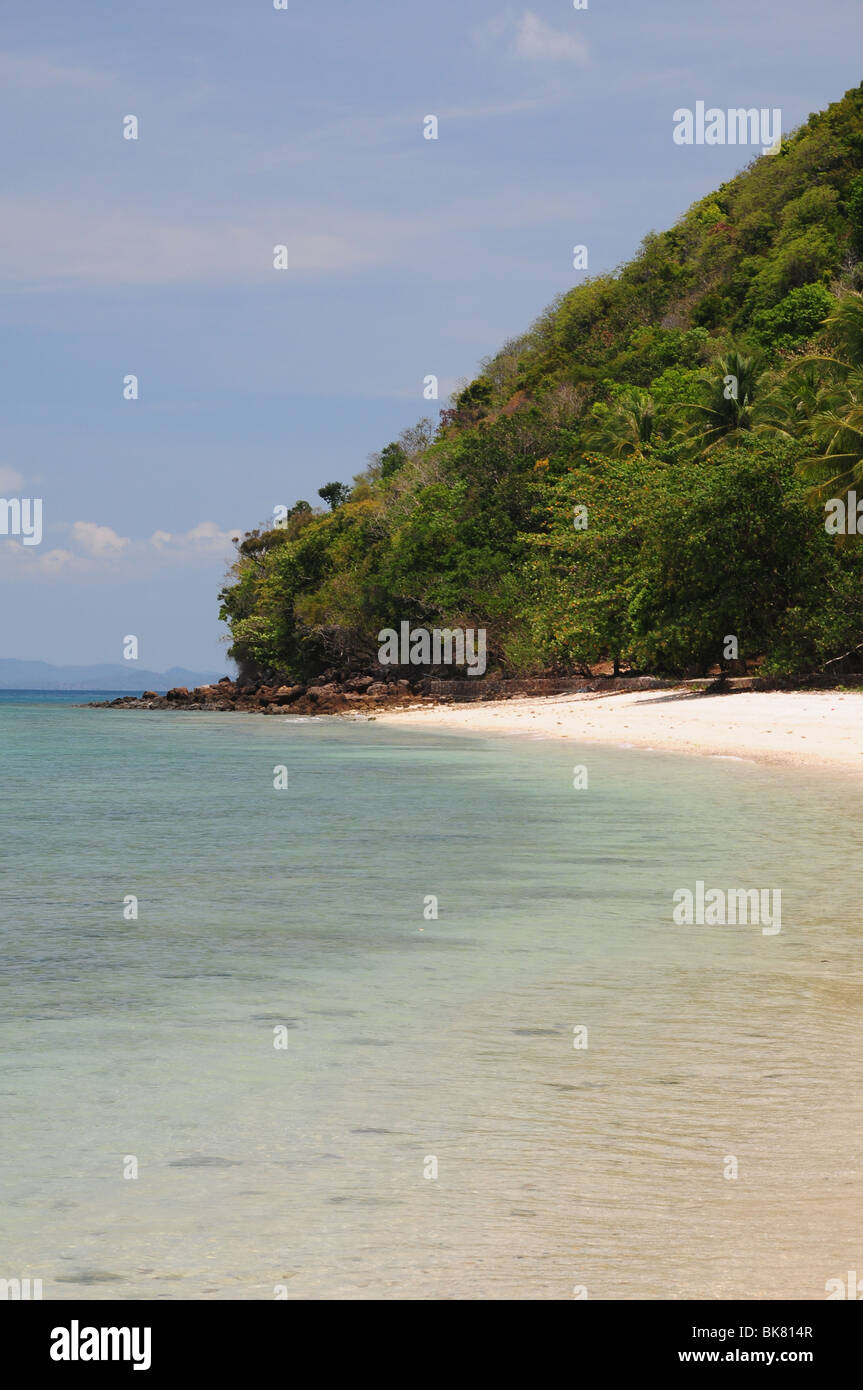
[1,0,862,672]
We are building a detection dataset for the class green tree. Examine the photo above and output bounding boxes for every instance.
[628,442,860,675]
[681,351,764,454]
[318,481,351,510]
[582,387,657,458]
[847,171,863,256]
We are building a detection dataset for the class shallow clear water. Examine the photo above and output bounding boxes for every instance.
[1,699,862,1300]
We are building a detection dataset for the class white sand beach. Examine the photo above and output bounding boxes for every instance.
[376,688,863,771]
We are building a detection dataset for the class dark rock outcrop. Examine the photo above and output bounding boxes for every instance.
[88,672,676,714]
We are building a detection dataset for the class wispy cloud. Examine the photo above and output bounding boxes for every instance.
[0,519,241,579]
[0,50,110,90]
[0,466,24,491]
[255,94,562,169]
[149,520,242,555]
[0,188,591,289]
[514,11,590,64]
[474,9,590,65]
[0,197,368,288]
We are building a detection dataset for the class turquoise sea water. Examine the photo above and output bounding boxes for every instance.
[1,696,862,1300]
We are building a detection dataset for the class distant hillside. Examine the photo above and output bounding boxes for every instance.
[0,659,229,691]
[221,81,863,682]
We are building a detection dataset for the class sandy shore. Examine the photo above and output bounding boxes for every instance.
[374,687,863,771]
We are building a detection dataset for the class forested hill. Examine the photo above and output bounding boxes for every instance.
[220,81,863,683]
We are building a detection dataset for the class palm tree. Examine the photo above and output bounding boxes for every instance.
[679,350,764,455]
[799,370,863,502]
[791,293,863,502]
[821,291,863,369]
[753,360,845,440]
[582,387,656,458]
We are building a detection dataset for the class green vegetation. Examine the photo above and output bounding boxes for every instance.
[220,83,863,681]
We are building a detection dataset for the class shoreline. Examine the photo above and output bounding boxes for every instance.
[84,678,863,773]
[370,688,863,772]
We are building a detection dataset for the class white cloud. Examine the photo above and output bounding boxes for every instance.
[0,518,241,580]
[39,547,79,574]
[70,521,129,557]
[147,521,242,555]
[0,197,376,288]
[513,11,590,64]
[0,182,590,290]
[0,541,87,577]
[0,466,24,491]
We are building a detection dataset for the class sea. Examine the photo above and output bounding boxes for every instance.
[1,690,861,1299]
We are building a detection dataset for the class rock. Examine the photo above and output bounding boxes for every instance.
[166,687,190,701]
[141,690,158,700]
[345,675,375,691]
[367,682,389,696]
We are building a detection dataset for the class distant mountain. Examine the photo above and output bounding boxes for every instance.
[0,659,230,691]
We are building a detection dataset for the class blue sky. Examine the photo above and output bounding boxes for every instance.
[1,0,861,671]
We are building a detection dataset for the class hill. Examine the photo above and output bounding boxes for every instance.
[220,81,863,684]
[0,659,229,691]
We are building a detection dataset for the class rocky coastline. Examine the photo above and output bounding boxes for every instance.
[86,672,677,715]
[85,667,863,716]
[87,673,426,715]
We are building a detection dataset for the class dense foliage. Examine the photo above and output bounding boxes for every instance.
[220,83,863,681]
